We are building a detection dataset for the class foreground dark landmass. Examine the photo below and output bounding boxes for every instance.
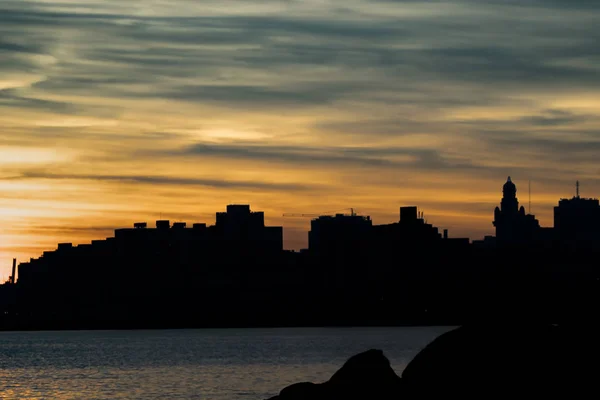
[267,324,600,399]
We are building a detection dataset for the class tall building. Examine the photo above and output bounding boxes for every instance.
[554,181,600,246]
[372,206,443,248]
[214,204,283,254]
[308,213,372,254]
[493,177,540,245]
[307,212,373,291]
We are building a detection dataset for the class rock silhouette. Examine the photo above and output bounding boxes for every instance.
[267,324,600,399]
[401,324,599,398]
[266,349,402,400]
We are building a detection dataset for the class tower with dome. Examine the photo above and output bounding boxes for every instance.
[493,176,541,245]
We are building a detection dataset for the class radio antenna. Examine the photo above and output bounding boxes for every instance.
[528,180,531,214]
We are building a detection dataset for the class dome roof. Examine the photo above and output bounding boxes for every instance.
[502,176,517,197]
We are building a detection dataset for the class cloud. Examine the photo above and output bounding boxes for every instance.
[488,0,600,10]
[173,142,493,173]
[489,136,600,158]
[9,170,314,192]
[2,0,599,112]
[455,109,597,129]
[152,83,363,107]
[517,110,593,127]
[180,142,395,166]
[2,0,598,175]
[0,88,79,112]
[21,225,116,235]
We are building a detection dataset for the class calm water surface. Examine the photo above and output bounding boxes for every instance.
[0,327,452,399]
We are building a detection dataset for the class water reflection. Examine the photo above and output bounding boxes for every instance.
[0,327,450,399]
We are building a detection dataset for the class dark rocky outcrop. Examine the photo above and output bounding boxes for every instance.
[266,349,402,400]
[401,324,600,398]
[268,324,600,399]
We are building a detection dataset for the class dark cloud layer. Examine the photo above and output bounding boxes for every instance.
[7,171,313,192]
[2,0,599,111]
[175,142,490,173]
[0,88,78,112]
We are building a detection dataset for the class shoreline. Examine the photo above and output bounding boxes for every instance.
[0,321,458,333]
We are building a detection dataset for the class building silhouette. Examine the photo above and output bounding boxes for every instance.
[3,178,600,330]
[307,211,373,293]
[215,204,283,253]
[554,182,600,249]
[493,176,540,246]
[309,212,372,254]
[13,205,289,328]
[373,206,444,246]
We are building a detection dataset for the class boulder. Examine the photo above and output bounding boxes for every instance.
[278,382,322,400]
[401,324,600,398]
[268,324,600,399]
[267,349,402,400]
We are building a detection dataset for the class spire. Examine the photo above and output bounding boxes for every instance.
[503,176,517,198]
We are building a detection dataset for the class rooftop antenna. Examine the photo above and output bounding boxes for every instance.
[576,180,580,198]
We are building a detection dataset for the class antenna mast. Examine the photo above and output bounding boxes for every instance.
[528,180,531,214]
[576,180,580,198]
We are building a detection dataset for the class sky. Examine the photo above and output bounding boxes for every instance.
[1,0,600,279]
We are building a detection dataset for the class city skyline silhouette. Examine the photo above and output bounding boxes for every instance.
[2,175,599,330]
[0,174,594,280]
[0,175,594,278]
[2,2,600,399]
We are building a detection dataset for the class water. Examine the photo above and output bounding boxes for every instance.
[0,327,452,399]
